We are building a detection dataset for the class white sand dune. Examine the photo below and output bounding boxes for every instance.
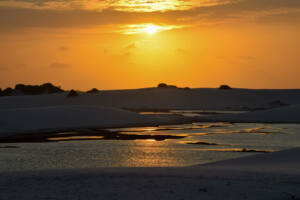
[200,104,300,123]
[0,148,299,200]
[0,105,166,136]
[1,88,300,135]
[0,89,300,199]
[1,88,300,110]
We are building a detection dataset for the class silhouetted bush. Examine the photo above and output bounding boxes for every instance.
[219,85,232,90]
[158,83,168,88]
[86,88,99,94]
[2,87,13,96]
[183,87,191,90]
[14,83,64,95]
[15,84,40,95]
[40,83,63,94]
[0,88,2,96]
[157,83,178,89]
[67,90,79,97]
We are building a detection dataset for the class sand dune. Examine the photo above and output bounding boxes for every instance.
[1,88,300,110]
[201,104,300,123]
[0,105,164,136]
[1,88,300,135]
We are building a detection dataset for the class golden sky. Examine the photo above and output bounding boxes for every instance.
[0,0,300,90]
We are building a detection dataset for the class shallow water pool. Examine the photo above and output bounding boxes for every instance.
[0,122,300,171]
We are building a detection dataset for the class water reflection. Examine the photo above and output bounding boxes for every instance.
[1,123,300,171]
[140,109,248,117]
[118,140,182,167]
[48,136,104,141]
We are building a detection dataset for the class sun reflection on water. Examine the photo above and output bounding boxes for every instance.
[120,139,181,167]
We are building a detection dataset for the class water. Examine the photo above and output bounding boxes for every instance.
[140,110,247,117]
[0,122,300,172]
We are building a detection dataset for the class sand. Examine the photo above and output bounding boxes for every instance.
[1,88,300,199]
[200,104,300,123]
[0,147,299,200]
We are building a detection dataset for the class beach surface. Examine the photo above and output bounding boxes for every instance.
[0,147,300,200]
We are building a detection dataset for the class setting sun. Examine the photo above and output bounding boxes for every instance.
[145,25,157,35]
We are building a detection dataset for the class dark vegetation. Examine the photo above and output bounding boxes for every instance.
[67,90,79,97]
[86,88,100,94]
[158,83,177,89]
[219,85,232,90]
[0,83,64,96]
[157,83,190,90]
[1,87,13,96]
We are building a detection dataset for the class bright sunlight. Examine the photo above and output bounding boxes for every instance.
[145,25,157,35]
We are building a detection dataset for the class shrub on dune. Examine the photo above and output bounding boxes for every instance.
[158,83,168,88]
[67,90,79,97]
[219,85,232,90]
[86,88,99,94]
[2,87,13,96]
[14,83,64,95]
[39,83,64,94]
[157,83,178,89]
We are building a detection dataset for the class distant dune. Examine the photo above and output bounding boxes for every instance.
[199,104,300,123]
[1,87,300,110]
[1,87,300,135]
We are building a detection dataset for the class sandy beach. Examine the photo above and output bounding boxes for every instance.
[1,147,300,200]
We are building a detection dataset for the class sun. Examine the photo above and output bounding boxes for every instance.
[145,25,157,35]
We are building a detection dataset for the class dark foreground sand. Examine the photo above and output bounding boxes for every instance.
[1,148,300,200]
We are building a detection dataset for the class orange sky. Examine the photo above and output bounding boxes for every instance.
[0,0,300,90]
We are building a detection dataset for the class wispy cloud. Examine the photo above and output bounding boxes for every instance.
[50,62,70,68]
[0,0,229,11]
[0,0,299,32]
[120,23,184,34]
[59,46,69,51]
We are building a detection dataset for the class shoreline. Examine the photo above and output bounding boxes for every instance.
[2,117,300,138]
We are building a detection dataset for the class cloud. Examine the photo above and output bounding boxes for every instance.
[0,0,227,12]
[0,0,299,32]
[49,62,70,68]
[0,64,27,71]
[126,43,136,49]
[59,46,69,51]
[239,56,255,60]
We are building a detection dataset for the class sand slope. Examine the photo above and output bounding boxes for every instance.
[201,104,300,123]
[0,105,163,136]
[1,88,300,110]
